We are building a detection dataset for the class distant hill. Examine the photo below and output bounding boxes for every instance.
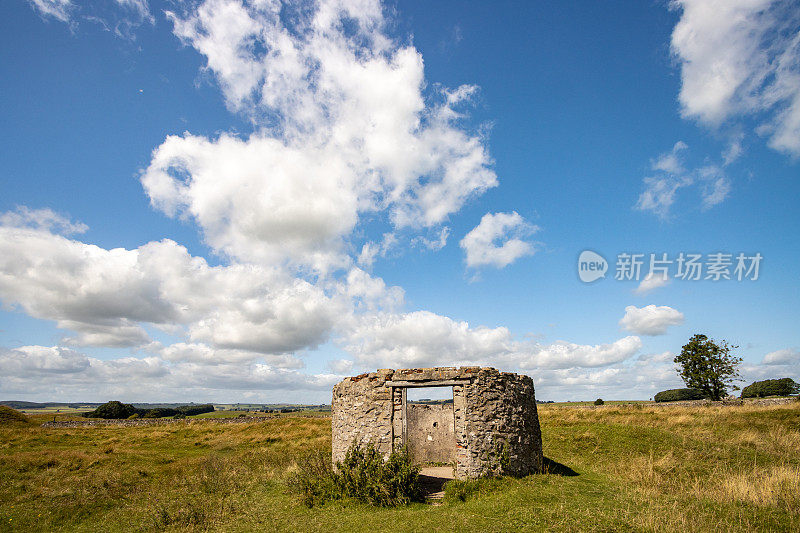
[0,401,93,410]
[2,401,333,411]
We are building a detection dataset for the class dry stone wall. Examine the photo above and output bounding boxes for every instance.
[331,367,542,479]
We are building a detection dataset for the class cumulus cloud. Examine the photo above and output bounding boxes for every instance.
[520,336,642,370]
[619,305,684,336]
[762,348,800,365]
[0,346,89,374]
[342,310,640,370]
[143,0,498,271]
[0,345,337,401]
[459,211,538,269]
[0,220,347,353]
[634,272,670,295]
[531,350,681,401]
[671,0,800,156]
[636,142,731,217]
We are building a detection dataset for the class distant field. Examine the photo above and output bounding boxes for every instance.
[544,400,651,407]
[1,402,798,532]
[16,407,92,416]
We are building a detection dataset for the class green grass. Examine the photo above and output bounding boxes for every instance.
[1,403,798,532]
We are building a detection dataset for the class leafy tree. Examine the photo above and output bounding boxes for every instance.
[83,400,140,419]
[674,334,741,401]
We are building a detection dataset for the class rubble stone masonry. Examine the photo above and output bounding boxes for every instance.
[331,367,542,478]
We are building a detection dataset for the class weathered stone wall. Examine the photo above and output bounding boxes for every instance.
[406,403,456,464]
[461,368,542,477]
[331,368,395,461]
[331,367,542,478]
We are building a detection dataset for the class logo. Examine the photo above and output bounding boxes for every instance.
[578,250,608,283]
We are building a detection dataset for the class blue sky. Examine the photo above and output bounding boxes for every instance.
[1,0,798,403]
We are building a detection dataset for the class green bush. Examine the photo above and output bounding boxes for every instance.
[83,401,139,419]
[654,388,707,402]
[288,442,423,508]
[83,402,215,419]
[142,408,178,418]
[741,378,800,398]
[288,448,339,508]
[594,398,604,406]
[336,443,423,506]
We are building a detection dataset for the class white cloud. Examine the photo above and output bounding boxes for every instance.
[0,220,345,354]
[145,0,498,271]
[699,166,732,209]
[652,140,688,173]
[619,305,684,336]
[762,348,800,365]
[459,211,538,269]
[357,233,398,269]
[0,206,88,235]
[342,310,640,370]
[520,336,642,370]
[0,345,337,402]
[412,227,450,251]
[0,346,89,374]
[636,142,694,217]
[634,272,670,295]
[671,0,800,156]
[27,0,72,23]
[531,350,681,401]
[27,0,153,37]
[341,267,404,312]
[342,310,516,369]
[636,142,731,217]
[114,0,153,23]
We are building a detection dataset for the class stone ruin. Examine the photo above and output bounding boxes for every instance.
[331,367,543,478]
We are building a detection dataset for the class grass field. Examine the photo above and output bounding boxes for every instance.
[1,402,798,532]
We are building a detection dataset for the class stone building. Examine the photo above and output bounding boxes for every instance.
[331,367,542,478]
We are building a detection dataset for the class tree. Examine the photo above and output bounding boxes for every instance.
[83,400,139,419]
[674,334,741,401]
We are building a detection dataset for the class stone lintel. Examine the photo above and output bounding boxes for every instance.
[385,379,470,388]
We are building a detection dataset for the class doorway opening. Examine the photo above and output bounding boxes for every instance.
[405,386,456,465]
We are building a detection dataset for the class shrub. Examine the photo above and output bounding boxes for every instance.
[336,443,423,506]
[654,388,708,402]
[142,408,178,418]
[741,378,800,398]
[594,398,604,406]
[83,401,139,419]
[288,442,423,507]
[287,449,339,508]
